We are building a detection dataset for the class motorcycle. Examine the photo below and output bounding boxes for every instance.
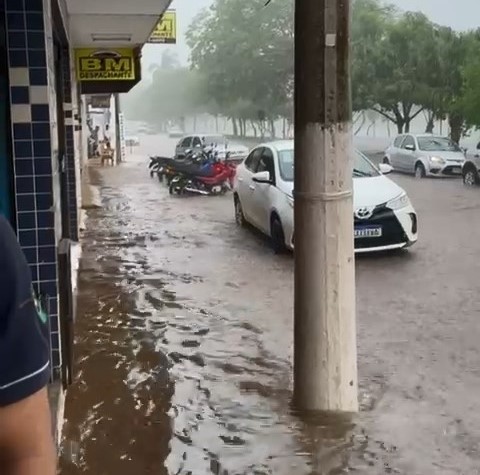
[148,156,170,178]
[169,160,236,196]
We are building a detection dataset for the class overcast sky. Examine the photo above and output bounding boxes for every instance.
[142,0,479,70]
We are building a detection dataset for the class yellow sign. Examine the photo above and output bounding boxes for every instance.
[149,10,177,44]
[75,48,135,81]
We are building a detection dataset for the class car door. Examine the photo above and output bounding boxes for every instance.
[399,135,417,173]
[389,135,405,169]
[237,147,263,223]
[249,147,277,233]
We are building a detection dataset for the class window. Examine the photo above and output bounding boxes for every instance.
[180,137,191,148]
[192,137,202,147]
[278,149,294,181]
[244,147,263,172]
[353,150,380,178]
[402,135,415,150]
[417,136,461,152]
[256,148,276,183]
[394,135,405,147]
[276,149,379,181]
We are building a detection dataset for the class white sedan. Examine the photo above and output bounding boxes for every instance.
[233,140,418,253]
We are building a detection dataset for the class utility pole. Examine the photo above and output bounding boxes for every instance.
[293,0,358,412]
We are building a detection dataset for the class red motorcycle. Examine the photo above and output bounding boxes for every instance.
[169,161,236,196]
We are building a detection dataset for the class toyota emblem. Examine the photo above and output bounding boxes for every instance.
[355,207,373,219]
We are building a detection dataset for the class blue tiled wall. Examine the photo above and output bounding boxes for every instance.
[4,0,79,377]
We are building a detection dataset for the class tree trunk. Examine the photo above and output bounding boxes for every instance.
[251,120,258,137]
[449,114,464,144]
[425,117,434,133]
[269,119,276,138]
[404,120,411,133]
[193,115,197,132]
[215,115,219,133]
[231,117,238,137]
[396,122,404,134]
[424,110,435,133]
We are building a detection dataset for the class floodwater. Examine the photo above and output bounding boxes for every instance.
[60,135,480,474]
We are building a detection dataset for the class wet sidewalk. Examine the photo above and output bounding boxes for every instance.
[59,152,480,475]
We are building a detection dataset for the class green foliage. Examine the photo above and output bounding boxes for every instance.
[123,0,480,141]
[186,0,293,125]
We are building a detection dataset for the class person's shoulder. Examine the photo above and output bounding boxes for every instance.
[0,215,18,253]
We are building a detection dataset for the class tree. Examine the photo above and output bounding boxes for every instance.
[122,66,209,130]
[352,4,440,133]
[186,0,294,135]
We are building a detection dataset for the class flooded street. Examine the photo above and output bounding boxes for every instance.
[60,135,480,475]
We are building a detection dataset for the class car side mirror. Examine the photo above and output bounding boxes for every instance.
[252,171,272,184]
[378,163,393,174]
[405,144,415,151]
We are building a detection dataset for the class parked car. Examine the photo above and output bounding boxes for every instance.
[462,142,480,186]
[233,140,418,254]
[175,134,249,161]
[383,134,465,178]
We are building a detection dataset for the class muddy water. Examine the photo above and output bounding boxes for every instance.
[61,141,480,475]
[59,155,398,475]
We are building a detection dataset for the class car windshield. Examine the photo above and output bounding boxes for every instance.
[353,150,380,178]
[278,149,294,181]
[202,135,226,146]
[277,149,379,182]
[417,136,461,152]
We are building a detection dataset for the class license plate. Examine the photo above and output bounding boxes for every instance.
[355,226,382,238]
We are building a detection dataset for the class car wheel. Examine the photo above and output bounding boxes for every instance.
[415,163,426,179]
[234,195,246,226]
[271,215,287,254]
[463,167,479,186]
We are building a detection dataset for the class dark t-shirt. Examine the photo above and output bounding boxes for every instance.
[0,216,50,406]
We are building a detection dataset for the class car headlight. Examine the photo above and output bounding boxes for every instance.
[387,193,410,210]
[429,156,445,165]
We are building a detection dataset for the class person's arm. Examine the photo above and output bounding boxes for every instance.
[0,389,55,475]
[0,216,56,474]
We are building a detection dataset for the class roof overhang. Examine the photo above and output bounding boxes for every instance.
[64,0,172,94]
[66,0,171,49]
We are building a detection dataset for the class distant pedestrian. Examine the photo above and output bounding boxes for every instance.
[0,216,56,474]
[103,124,111,149]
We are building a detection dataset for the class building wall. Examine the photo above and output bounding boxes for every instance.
[3,0,79,378]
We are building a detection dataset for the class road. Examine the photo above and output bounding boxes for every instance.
[60,134,480,475]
